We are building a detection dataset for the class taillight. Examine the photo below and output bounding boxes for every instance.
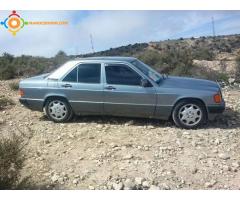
[213,93,222,103]
[19,89,24,97]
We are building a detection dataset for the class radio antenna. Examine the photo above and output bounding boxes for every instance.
[211,17,216,37]
[90,34,95,53]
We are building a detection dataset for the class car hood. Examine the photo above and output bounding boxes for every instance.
[158,76,220,92]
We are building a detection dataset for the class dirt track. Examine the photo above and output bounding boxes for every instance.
[0,80,240,189]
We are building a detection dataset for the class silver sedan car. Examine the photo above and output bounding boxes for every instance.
[19,57,225,129]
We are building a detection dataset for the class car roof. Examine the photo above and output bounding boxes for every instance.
[75,56,137,62]
[48,57,137,80]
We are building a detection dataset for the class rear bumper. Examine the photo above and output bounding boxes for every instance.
[19,98,43,112]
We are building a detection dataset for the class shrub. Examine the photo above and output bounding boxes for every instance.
[235,54,240,82]
[0,135,23,189]
[0,96,15,110]
[9,82,19,91]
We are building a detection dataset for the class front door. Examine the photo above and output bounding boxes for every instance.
[103,63,156,117]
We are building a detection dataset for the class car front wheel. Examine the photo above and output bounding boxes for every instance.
[45,98,73,122]
[172,100,207,129]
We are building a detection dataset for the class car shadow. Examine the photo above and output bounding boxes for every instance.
[39,106,240,130]
[205,106,240,129]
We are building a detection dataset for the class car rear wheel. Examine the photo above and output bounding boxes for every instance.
[45,98,73,122]
[172,100,207,129]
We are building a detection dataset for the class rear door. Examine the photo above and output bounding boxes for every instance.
[103,63,157,117]
[59,62,103,115]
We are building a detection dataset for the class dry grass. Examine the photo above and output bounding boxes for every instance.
[0,134,23,189]
[9,82,19,91]
[0,96,15,110]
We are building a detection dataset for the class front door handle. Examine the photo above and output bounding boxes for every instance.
[104,86,116,90]
[61,84,72,88]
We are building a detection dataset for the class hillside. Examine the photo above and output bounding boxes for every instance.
[0,34,240,83]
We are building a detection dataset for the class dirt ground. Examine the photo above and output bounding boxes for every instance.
[0,79,240,189]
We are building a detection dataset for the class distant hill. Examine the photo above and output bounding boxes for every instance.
[1,34,240,83]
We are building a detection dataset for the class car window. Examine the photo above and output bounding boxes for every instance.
[62,67,77,82]
[78,63,101,83]
[105,64,141,86]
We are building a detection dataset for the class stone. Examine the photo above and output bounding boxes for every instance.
[51,174,59,183]
[232,162,240,168]
[149,185,160,190]
[218,153,230,160]
[205,180,217,188]
[72,179,79,185]
[142,181,150,188]
[89,186,95,190]
[228,78,235,84]
[183,131,190,135]
[112,182,124,190]
[135,177,145,185]
[124,179,135,190]
[191,168,198,174]
[123,154,133,160]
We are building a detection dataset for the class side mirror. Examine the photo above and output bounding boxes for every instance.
[140,78,150,87]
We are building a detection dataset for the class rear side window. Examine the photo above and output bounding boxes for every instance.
[78,63,101,83]
[105,64,141,86]
[62,67,77,82]
[62,63,101,83]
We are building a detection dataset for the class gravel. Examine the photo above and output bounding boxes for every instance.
[1,80,240,189]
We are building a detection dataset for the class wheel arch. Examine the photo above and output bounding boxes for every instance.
[43,95,70,108]
[170,97,208,119]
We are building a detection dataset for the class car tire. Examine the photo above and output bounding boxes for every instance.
[172,100,207,129]
[45,98,73,123]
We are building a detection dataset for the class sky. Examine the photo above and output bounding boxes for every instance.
[0,10,240,57]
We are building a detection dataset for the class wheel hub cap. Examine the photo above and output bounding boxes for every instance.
[178,104,202,126]
[48,100,67,120]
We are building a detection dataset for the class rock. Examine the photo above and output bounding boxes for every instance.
[183,131,190,135]
[72,179,79,185]
[98,139,103,144]
[223,165,231,172]
[51,174,59,183]
[149,185,160,190]
[89,186,95,190]
[112,182,124,190]
[214,139,221,145]
[142,181,150,188]
[123,179,135,190]
[135,177,145,185]
[218,153,230,160]
[191,168,198,174]
[205,180,217,188]
[232,162,240,168]
[228,78,235,84]
[123,154,133,160]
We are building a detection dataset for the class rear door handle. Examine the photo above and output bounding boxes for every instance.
[61,84,72,88]
[104,86,116,90]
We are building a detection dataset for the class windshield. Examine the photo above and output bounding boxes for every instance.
[131,59,162,83]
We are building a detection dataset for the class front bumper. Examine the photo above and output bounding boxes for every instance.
[207,101,225,114]
[19,98,43,111]
[207,101,225,120]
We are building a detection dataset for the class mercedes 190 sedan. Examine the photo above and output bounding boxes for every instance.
[19,57,225,129]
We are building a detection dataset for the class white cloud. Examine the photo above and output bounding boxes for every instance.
[0,10,239,57]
